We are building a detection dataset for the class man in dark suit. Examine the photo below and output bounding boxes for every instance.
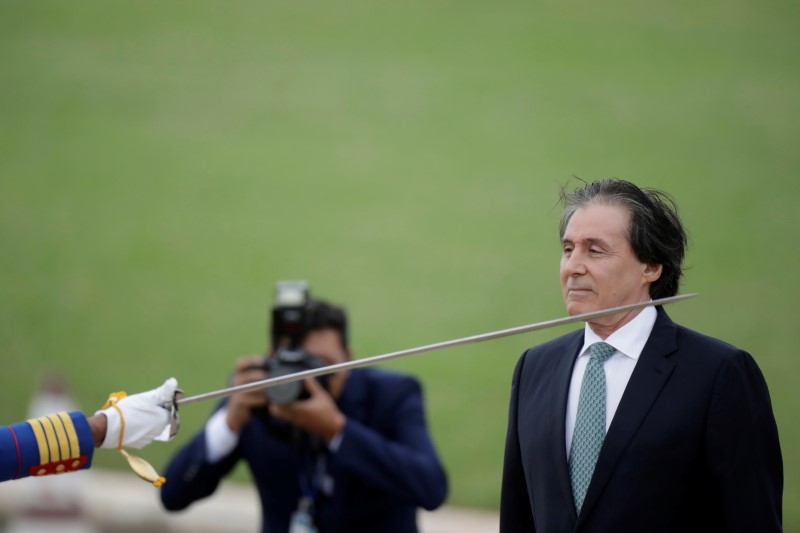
[500,179,782,532]
[161,299,447,533]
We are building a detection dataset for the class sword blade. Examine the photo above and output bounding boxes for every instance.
[176,293,697,407]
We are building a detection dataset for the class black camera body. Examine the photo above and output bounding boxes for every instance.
[263,281,330,404]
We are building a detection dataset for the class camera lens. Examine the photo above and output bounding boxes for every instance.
[265,366,305,404]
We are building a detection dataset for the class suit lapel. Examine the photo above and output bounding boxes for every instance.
[575,308,678,529]
[547,332,584,523]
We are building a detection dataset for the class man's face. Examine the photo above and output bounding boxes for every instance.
[302,328,348,367]
[559,203,661,334]
[302,327,350,399]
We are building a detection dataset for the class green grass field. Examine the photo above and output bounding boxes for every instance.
[2,0,799,527]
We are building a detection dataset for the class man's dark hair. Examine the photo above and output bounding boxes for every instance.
[305,299,349,350]
[558,178,688,299]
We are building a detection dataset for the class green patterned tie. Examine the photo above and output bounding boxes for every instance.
[568,341,616,513]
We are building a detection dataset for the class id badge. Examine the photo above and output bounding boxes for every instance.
[289,497,318,533]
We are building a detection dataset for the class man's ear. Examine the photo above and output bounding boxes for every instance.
[643,263,663,283]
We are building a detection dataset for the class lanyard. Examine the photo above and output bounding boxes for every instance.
[297,452,326,506]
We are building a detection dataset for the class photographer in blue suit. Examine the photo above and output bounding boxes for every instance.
[161,298,448,533]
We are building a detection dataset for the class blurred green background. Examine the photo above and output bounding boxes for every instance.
[1,0,798,527]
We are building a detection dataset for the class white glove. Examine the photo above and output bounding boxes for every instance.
[97,377,179,449]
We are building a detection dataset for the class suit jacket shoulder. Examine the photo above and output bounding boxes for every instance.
[346,368,422,407]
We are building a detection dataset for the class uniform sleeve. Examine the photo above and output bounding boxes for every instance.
[1,411,94,482]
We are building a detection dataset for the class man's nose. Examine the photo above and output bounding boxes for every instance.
[564,251,588,276]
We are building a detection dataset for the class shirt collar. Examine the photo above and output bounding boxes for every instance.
[580,304,657,361]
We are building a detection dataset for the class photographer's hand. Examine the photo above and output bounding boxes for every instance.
[226,356,269,433]
[270,377,346,443]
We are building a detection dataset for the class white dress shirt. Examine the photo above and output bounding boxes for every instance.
[205,407,239,463]
[565,305,657,458]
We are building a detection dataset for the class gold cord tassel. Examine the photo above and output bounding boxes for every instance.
[102,392,167,487]
[118,448,166,487]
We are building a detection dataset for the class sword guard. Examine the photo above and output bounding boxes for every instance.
[160,388,184,440]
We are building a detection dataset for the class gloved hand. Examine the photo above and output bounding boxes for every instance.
[96,377,179,449]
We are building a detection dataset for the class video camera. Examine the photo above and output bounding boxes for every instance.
[263,281,330,404]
